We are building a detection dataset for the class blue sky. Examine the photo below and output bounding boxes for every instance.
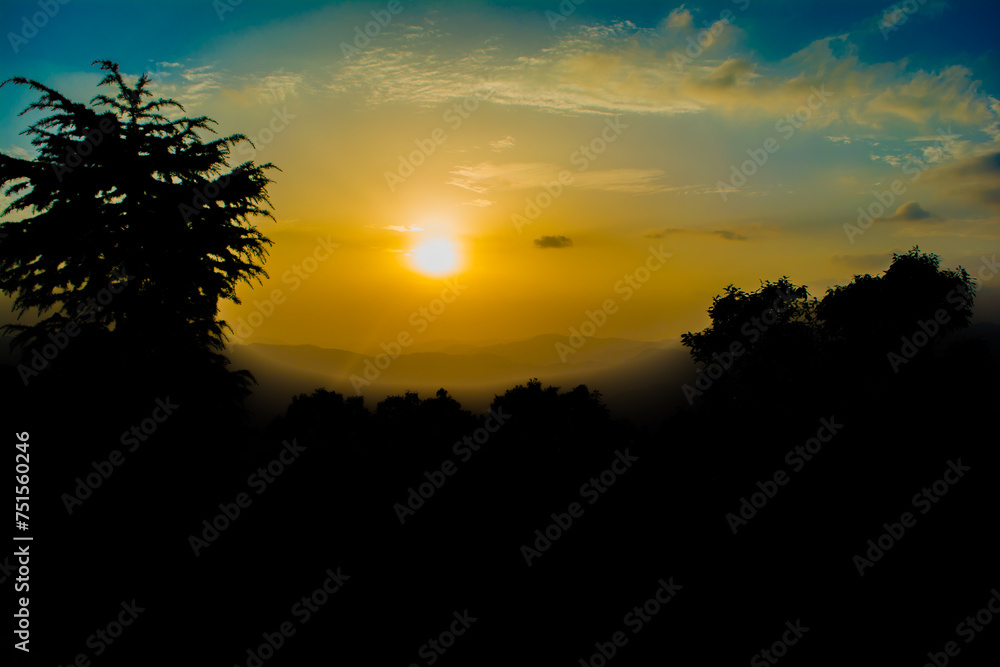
[2,0,999,348]
[3,1,998,86]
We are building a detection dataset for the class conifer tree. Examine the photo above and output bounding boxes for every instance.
[0,60,277,394]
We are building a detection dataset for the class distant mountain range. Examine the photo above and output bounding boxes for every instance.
[5,320,997,427]
[227,335,699,427]
[221,320,1000,425]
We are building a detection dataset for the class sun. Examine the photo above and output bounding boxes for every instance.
[410,238,462,277]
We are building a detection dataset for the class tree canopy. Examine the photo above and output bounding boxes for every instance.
[680,248,978,412]
[0,60,277,395]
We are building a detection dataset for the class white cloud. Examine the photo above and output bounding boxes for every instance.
[665,6,693,29]
[3,146,31,159]
[447,162,671,195]
[573,169,671,194]
[489,136,515,151]
[245,71,306,103]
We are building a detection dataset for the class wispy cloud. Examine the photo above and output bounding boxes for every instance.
[646,227,748,241]
[448,162,671,194]
[126,6,1000,164]
[664,6,693,29]
[831,252,896,272]
[447,162,558,192]
[573,169,670,194]
[232,71,307,104]
[923,152,1000,209]
[180,65,221,104]
[489,136,515,151]
[877,201,939,222]
[2,146,31,160]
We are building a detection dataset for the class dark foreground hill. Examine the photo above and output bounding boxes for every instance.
[4,329,998,665]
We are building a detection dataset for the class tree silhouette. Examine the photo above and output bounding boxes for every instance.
[489,378,621,457]
[680,277,814,365]
[0,60,276,399]
[817,246,975,360]
[374,388,478,452]
[680,277,817,411]
[680,247,978,413]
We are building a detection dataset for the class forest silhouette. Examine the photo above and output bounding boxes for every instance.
[2,62,998,666]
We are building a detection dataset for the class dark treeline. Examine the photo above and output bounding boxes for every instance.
[4,248,998,665]
[2,62,998,665]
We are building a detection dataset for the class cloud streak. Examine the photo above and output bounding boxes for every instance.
[878,201,938,222]
[646,228,748,241]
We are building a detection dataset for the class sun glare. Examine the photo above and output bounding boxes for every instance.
[411,238,461,277]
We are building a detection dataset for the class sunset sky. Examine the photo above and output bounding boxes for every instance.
[2,0,998,353]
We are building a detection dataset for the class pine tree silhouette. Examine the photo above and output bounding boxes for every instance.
[0,60,277,407]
